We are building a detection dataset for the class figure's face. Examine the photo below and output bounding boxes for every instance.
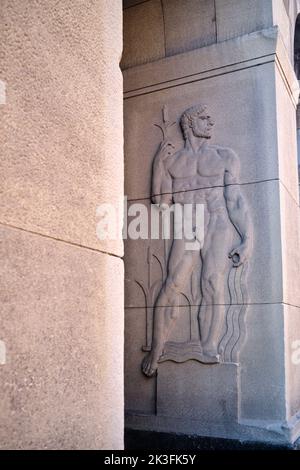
[191,114,214,139]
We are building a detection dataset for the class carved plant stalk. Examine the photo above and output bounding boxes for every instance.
[135,245,166,352]
[155,105,176,142]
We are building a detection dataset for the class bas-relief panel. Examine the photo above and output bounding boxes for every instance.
[126,103,253,381]
[124,63,278,201]
[124,64,286,426]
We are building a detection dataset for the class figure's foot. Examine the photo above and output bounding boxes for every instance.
[142,351,159,377]
[202,346,220,363]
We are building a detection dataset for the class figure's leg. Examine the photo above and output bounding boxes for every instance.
[199,212,232,357]
[142,239,199,376]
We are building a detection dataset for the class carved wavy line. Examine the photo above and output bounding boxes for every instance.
[222,262,249,363]
[231,305,246,362]
[225,266,243,361]
[224,305,238,362]
[226,306,241,362]
[226,267,243,360]
[229,265,245,362]
[231,263,249,362]
[231,264,247,362]
[160,353,199,363]
[232,265,238,304]
[235,264,244,305]
[219,267,236,357]
[222,266,245,362]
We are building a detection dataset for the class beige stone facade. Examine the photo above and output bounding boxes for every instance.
[0,0,123,450]
[124,0,300,448]
[1,0,300,450]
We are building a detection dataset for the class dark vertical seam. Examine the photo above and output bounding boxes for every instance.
[124,0,152,9]
[160,0,167,57]
[214,0,218,43]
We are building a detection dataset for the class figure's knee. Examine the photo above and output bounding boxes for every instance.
[163,278,181,303]
[202,273,224,299]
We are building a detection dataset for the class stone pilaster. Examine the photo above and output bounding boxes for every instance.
[0,0,124,449]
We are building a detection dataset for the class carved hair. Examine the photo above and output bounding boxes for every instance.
[180,104,208,140]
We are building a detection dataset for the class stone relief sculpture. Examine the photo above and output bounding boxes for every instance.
[141,104,253,377]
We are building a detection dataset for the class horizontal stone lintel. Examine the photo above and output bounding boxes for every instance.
[124,26,299,106]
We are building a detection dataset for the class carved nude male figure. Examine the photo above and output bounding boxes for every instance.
[142,104,252,377]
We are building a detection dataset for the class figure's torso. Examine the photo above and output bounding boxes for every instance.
[167,146,227,211]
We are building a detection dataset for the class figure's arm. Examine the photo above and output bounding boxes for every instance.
[151,141,173,206]
[223,149,253,266]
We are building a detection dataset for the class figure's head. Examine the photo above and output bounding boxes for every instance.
[180,104,214,141]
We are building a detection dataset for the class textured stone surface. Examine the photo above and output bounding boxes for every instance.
[157,362,238,423]
[124,0,151,8]
[125,307,157,415]
[285,304,300,419]
[275,66,299,202]
[123,27,279,94]
[0,0,124,450]
[215,0,273,43]
[0,225,124,449]
[239,304,286,421]
[124,61,278,199]
[122,1,295,71]
[272,0,293,58]
[125,304,287,425]
[121,0,165,69]
[280,183,300,309]
[125,428,300,450]
[125,181,283,308]
[0,0,123,257]
[123,0,300,447]
[163,0,216,56]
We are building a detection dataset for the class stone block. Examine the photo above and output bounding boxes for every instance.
[157,361,238,423]
[0,224,124,449]
[284,304,300,419]
[162,0,216,56]
[125,307,157,415]
[121,0,165,69]
[124,61,278,200]
[272,0,293,58]
[125,180,283,308]
[280,183,300,309]
[0,0,123,257]
[275,66,299,201]
[126,304,287,429]
[124,27,279,94]
[239,304,286,421]
[215,0,273,43]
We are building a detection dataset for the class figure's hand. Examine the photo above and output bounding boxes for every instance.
[228,242,250,267]
[155,140,175,161]
[151,195,172,208]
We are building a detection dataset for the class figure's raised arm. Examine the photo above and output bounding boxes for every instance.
[151,140,173,206]
[222,149,253,266]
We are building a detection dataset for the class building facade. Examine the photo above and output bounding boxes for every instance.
[1,0,300,450]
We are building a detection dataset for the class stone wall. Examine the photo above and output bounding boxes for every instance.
[0,0,124,449]
[122,0,276,69]
[123,0,300,445]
